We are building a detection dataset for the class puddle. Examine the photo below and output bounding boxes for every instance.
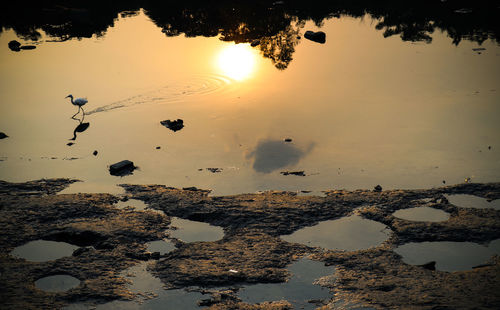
[35,275,80,292]
[10,240,79,262]
[238,257,334,309]
[146,240,176,255]
[444,194,500,210]
[281,215,391,251]
[488,239,500,255]
[96,262,204,310]
[393,207,450,222]
[394,241,497,272]
[114,199,149,211]
[169,217,224,243]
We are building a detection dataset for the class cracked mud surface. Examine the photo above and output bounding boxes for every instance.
[1,179,499,309]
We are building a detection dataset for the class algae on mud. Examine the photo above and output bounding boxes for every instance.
[0,179,499,309]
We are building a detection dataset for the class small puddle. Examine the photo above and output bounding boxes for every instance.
[10,240,79,262]
[96,262,204,310]
[444,194,500,210]
[146,239,176,255]
[281,215,391,251]
[393,207,450,222]
[35,275,80,292]
[169,217,224,243]
[394,241,498,272]
[114,199,149,211]
[238,257,334,309]
[489,239,500,254]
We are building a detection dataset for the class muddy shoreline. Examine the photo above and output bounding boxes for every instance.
[0,179,499,309]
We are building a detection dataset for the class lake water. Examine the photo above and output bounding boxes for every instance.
[10,240,79,262]
[1,5,499,196]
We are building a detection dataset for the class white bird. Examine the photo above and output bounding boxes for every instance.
[66,94,88,118]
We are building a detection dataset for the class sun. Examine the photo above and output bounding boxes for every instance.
[217,43,256,81]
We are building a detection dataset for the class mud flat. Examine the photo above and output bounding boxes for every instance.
[0,179,499,309]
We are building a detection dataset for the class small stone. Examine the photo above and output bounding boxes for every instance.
[8,40,21,51]
[284,138,292,142]
[304,31,326,44]
[442,180,446,184]
[374,185,382,192]
[93,150,98,156]
[109,160,136,176]
[160,119,184,132]
[156,146,161,149]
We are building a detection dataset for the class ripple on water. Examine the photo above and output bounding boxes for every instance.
[445,194,500,210]
[10,240,79,262]
[281,215,391,251]
[393,207,450,222]
[239,257,334,309]
[35,275,80,292]
[169,217,224,243]
[86,74,233,115]
[394,241,497,272]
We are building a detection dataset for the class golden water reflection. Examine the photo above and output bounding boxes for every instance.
[216,43,257,81]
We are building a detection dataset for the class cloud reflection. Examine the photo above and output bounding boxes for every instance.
[247,139,314,173]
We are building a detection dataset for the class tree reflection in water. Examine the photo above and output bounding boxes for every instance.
[1,1,499,69]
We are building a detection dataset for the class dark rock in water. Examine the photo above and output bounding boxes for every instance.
[8,40,21,51]
[443,180,446,184]
[250,40,260,47]
[207,168,223,173]
[419,261,436,271]
[20,45,36,50]
[0,132,8,139]
[284,138,292,142]
[160,119,184,132]
[281,171,305,176]
[374,185,382,192]
[304,31,326,44]
[93,150,98,156]
[109,160,136,176]
[156,146,161,149]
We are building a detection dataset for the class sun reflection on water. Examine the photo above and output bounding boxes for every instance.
[217,43,257,81]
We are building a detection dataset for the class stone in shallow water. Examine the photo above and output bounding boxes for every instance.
[444,194,500,210]
[281,215,391,251]
[169,217,224,243]
[394,241,496,272]
[393,206,450,222]
[239,258,334,309]
[35,275,80,292]
[10,240,79,262]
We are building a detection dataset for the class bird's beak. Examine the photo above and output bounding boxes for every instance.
[65,95,69,98]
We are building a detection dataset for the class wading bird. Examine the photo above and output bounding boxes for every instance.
[66,94,88,118]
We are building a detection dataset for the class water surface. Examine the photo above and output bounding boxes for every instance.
[394,241,497,272]
[10,240,79,262]
[169,217,224,243]
[281,215,391,251]
[35,275,80,292]
[1,9,498,195]
[239,257,334,309]
[393,207,450,222]
[445,194,500,210]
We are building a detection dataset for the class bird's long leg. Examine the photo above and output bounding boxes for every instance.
[81,107,85,122]
[71,106,82,120]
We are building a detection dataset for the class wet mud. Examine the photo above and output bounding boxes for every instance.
[1,179,499,309]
